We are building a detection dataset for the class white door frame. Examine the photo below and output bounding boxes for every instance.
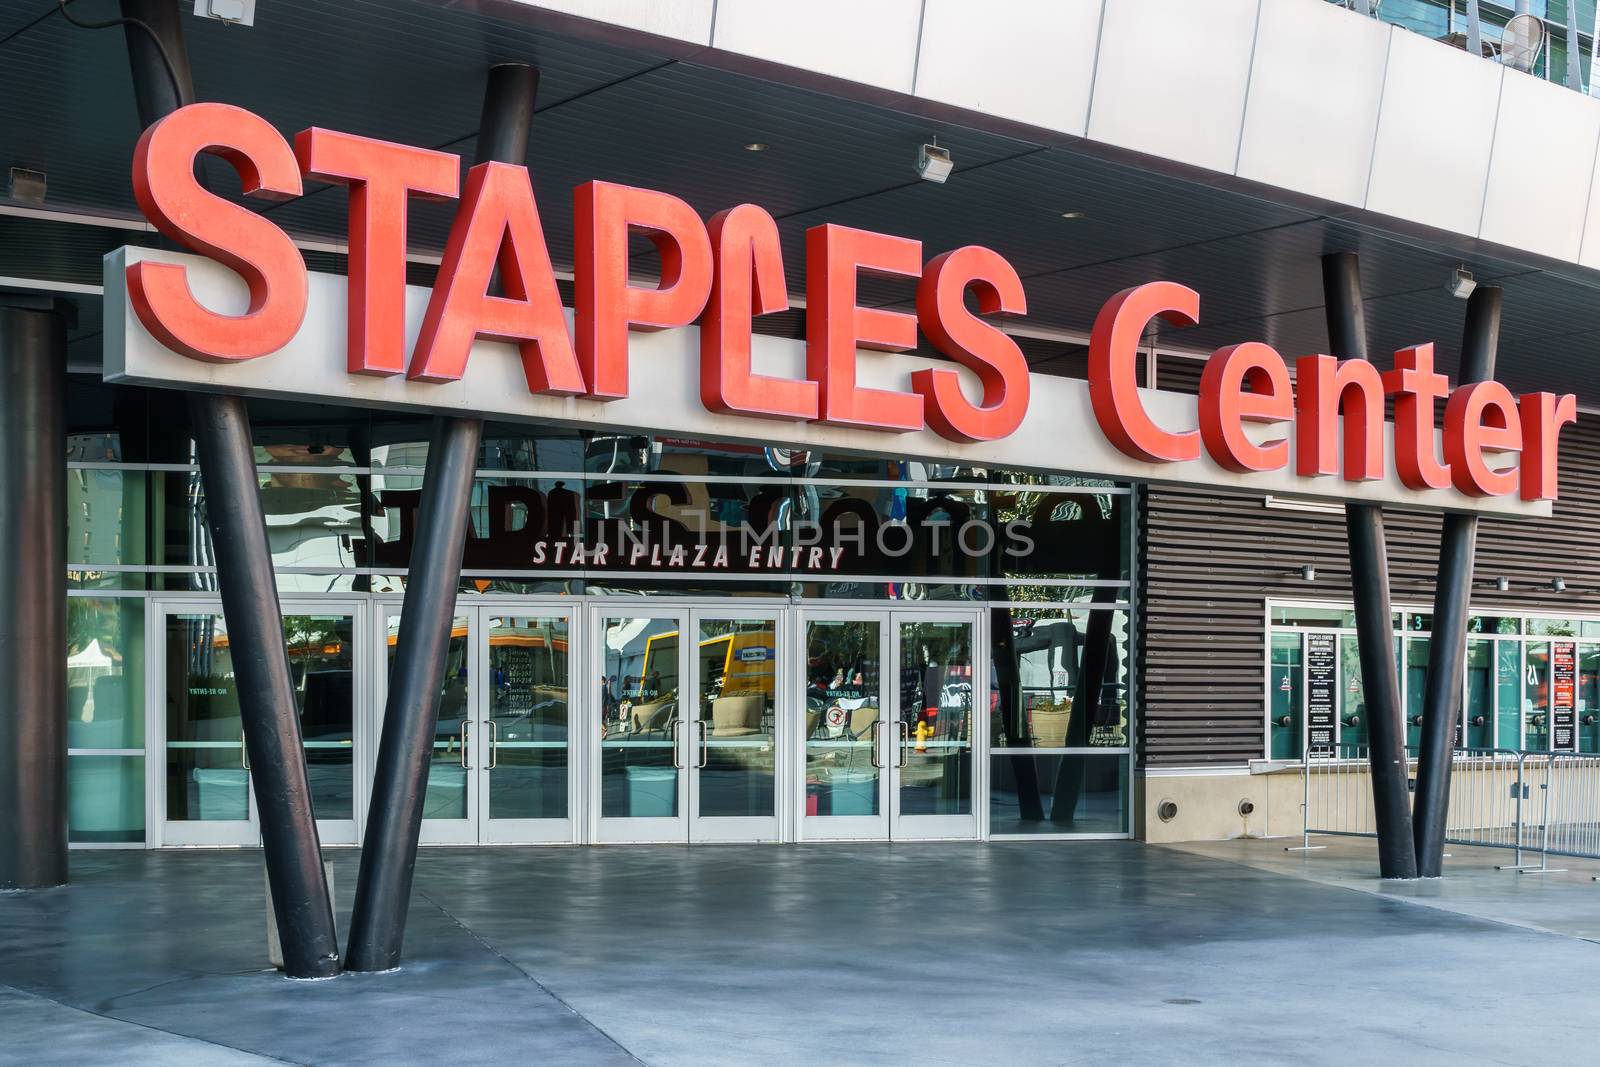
[152,595,366,847]
[478,604,579,844]
[794,607,893,842]
[888,607,984,842]
[589,604,693,843]
[687,605,784,844]
[373,597,580,845]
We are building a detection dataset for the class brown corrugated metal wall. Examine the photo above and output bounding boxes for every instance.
[1139,357,1600,767]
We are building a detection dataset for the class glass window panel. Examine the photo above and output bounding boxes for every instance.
[1472,615,1521,636]
[1526,642,1551,752]
[1497,641,1522,749]
[67,468,146,567]
[1580,645,1600,755]
[68,597,144,749]
[165,613,247,822]
[1404,637,1430,751]
[599,616,681,818]
[1529,618,1578,637]
[804,619,882,817]
[1273,606,1359,628]
[1466,639,1495,749]
[487,615,570,820]
[68,755,145,844]
[897,620,974,816]
[989,753,1127,834]
[1270,632,1302,760]
[1338,634,1368,753]
[696,617,777,818]
[990,609,1130,749]
[287,614,354,821]
[258,472,364,570]
[386,613,471,820]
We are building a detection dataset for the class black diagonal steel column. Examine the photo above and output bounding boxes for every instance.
[0,299,68,890]
[346,64,539,972]
[118,0,341,975]
[1322,252,1418,879]
[1413,286,1501,877]
[120,0,340,976]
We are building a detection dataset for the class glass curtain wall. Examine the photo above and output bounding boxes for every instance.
[65,383,1137,843]
[1266,604,1600,758]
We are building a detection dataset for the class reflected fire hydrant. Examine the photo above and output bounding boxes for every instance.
[914,719,933,752]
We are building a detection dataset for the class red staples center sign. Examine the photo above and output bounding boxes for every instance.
[105,103,1575,516]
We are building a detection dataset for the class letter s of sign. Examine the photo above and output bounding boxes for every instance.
[1087,282,1201,462]
[129,103,308,362]
[912,246,1030,443]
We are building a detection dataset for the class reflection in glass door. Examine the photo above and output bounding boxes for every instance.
[162,610,257,845]
[799,614,888,840]
[891,614,978,839]
[160,602,361,846]
[482,612,574,843]
[691,613,780,842]
[385,605,575,844]
[594,611,689,842]
[387,611,477,844]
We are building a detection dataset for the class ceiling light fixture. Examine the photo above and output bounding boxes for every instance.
[1496,576,1510,592]
[744,142,768,152]
[1300,564,1317,582]
[1059,211,1085,219]
[916,141,953,184]
[1552,577,1567,593]
[1447,266,1477,300]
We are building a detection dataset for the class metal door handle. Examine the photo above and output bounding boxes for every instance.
[459,718,472,769]
[698,720,709,769]
[671,719,683,769]
[241,733,249,771]
[897,721,910,768]
[870,720,882,768]
[487,719,499,769]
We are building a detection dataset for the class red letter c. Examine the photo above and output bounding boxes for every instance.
[1088,282,1201,462]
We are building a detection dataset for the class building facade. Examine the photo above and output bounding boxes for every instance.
[6,0,1600,878]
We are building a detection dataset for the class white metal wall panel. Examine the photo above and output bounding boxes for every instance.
[1480,71,1600,263]
[1236,0,1389,208]
[1086,0,1261,175]
[913,0,1102,136]
[711,0,924,93]
[1365,29,1503,238]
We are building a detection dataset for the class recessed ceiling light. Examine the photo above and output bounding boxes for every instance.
[1059,211,1085,219]
[744,142,768,152]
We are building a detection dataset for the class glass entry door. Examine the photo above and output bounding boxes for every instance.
[591,606,783,843]
[890,612,979,839]
[798,609,981,842]
[382,603,575,845]
[157,600,361,847]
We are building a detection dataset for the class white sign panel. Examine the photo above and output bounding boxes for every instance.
[103,246,1549,517]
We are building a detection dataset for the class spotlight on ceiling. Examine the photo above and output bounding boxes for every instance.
[1496,576,1510,592]
[1552,577,1567,593]
[743,142,768,152]
[1059,211,1085,220]
[916,142,953,184]
[1301,564,1317,582]
[194,0,256,25]
[1447,266,1477,300]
